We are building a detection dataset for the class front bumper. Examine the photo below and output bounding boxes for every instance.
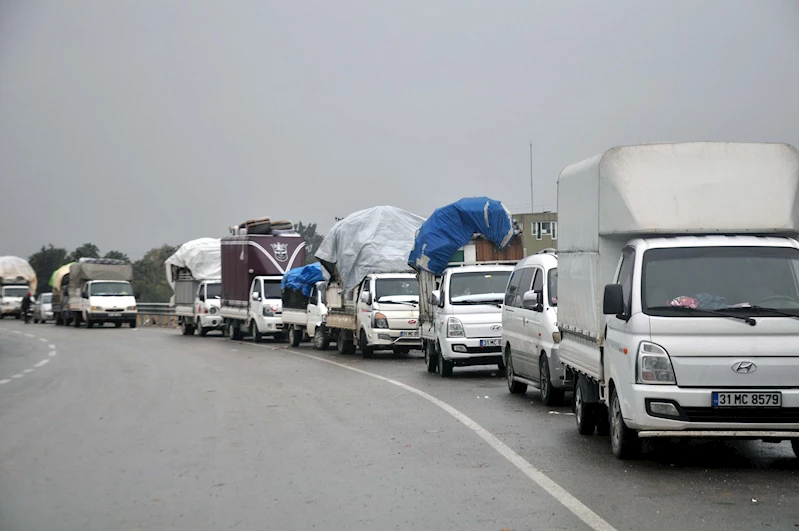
[199,314,224,329]
[88,312,137,322]
[441,337,503,363]
[625,384,799,433]
[254,316,284,335]
[367,329,422,348]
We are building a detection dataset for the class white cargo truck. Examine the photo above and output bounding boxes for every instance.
[557,142,799,459]
[166,238,224,337]
[0,256,37,319]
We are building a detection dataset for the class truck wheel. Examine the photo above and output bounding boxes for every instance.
[289,326,302,347]
[574,377,596,435]
[610,388,640,459]
[539,354,564,406]
[337,330,355,355]
[360,330,374,359]
[437,347,453,377]
[182,321,192,335]
[251,322,264,343]
[87,319,94,328]
[115,322,122,328]
[199,326,209,337]
[313,327,330,350]
[73,315,81,328]
[506,350,527,394]
[129,320,137,329]
[791,440,799,458]
[424,341,438,373]
[228,321,240,341]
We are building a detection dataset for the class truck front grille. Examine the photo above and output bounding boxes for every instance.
[681,407,799,423]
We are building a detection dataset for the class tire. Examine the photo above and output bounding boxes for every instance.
[289,326,302,347]
[251,322,264,343]
[360,329,374,359]
[115,322,122,328]
[574,377,596,435]
[791,439,799,458]
[610,388,640,459]
[228,321,240,341]
[337,330,355,354]
[539,354,565,406]
[313,326,330,350]
[199,326,209,337]
[506,350,528,394]
[437,346,453,377]
[424,341,438,373]
[182,321,192,336]
[129,320,137,329]
[87,319,94,328]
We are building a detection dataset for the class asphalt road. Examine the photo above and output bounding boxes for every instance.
[1,320,799,530]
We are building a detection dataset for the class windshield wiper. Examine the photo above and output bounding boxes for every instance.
[453,300,503,308]
[377,299,417,306]
[647,305,757,326]
[723,305,799,321]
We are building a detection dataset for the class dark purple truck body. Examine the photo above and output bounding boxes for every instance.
[221,235,306,310]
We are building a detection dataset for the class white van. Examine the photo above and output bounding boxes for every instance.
[502,250,568,405]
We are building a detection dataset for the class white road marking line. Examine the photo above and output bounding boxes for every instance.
[34,359,49,368]
[0,379,10,384]
[252,343,616,531]
[39,338,48,343]
[49,344,56,349]
[23,369,34,373]
[12,374,23,379]
[24,333,34,338]
[12,330,21,334]
[49,350,57,357]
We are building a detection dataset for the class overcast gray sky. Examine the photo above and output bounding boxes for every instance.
[2,0,798,259]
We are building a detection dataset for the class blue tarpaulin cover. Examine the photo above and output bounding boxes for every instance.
[408,197,515,275]
[281,262,325,296]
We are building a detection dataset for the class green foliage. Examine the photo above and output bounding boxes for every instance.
[132,244,177,302]
[296,221,323,264]
[104,250,130,263]
[27,244,70,295]
[69,243,100,262]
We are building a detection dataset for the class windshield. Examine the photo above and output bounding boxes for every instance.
[2,287,28,298]
[643,247,799,315]
[206,283,221,299]
[375,278,418,301]
[548,268,558,307]
[263,280,282,299]
[41,293,52,303]
[449,271,512,303]
[89,282,134,296]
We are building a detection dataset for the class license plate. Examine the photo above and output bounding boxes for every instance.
[400,331,419,337]
[108,312,122,317]
[480,339,501,347]
[712,391,782,407]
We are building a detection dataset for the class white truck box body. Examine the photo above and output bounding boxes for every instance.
[558,142,799,379]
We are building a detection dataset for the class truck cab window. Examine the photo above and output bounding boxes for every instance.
[516,268,535,307]
[532,268,543,294]
[505,270,523,306]
[617,248,636,313]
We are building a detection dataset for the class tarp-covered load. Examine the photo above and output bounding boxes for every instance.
[316,206,425,290]
[281,262,325,296]
[0,256,38,293]
[408,197,516,275]
[50,263,75,290]
[70,259,133,284]
[165,238,222,288]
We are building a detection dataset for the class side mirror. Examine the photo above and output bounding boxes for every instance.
[603,284,626,318]
[522,290,543,312]
[431,290,441,307]
[360,291,372,305]
[252,292,261,301]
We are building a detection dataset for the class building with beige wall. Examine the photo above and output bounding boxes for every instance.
[513,212,558,257]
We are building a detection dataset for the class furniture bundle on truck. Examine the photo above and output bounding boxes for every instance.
[0,256,37,319]
[280,262,328,348]
[557,142,799,459]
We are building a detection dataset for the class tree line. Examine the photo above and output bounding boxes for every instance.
[26,221,324,302]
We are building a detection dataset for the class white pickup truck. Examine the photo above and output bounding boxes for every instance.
[282,281,328,348]
[557,142,799,459]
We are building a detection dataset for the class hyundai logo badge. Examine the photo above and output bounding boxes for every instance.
[731,361,757,374]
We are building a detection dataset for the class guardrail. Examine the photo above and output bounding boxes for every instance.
[136,302,177,328]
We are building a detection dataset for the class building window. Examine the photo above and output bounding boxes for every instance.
[532,221,557,240]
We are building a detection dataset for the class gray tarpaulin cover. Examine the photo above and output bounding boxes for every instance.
[315,206,425,290]
[0,256,37,293]
[165,238,222,288]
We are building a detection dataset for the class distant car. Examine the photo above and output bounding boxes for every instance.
[34,292,54,324]
[501,250,569,405]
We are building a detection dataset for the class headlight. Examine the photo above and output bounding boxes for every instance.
[552,331,561,343]
[91,306,102,312]
[447,317,465,338]
[263,307,274,317]
[637,342,677,385]
[126,306,137,311]
[373,312,389,329]
[209,306,218,315]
